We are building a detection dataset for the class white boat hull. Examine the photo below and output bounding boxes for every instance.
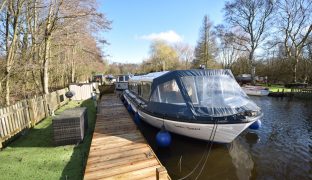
[243,88,269,96]
[124,95,258,143]
[139,110,256,143]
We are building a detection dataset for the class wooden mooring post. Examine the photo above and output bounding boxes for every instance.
[157,166,170,180]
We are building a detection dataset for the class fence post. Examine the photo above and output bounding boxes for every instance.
[21,100,30,128]
[56,90,61,107]
[27,98,36,127]
[156,166,168,180]
[0,139,2,149]
[43,94,49,117]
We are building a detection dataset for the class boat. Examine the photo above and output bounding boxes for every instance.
[242,85,269,96]
[115,74,132,91]
[123,69,262,143]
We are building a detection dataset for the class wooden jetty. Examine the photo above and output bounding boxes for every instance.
[84,94,170,180]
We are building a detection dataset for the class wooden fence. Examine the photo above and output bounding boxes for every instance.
[0,88,69,148]
[69,83,99,101]
[292,88,312,99]
[291,88,312,93]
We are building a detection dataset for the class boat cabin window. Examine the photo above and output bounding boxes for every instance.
[141,82,151,100]
[118,76,124,82]
[150,80,185,105]
[129,82,139,94]
[125,76,129,81]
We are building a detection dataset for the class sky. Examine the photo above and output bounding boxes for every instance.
[99,0,226,64]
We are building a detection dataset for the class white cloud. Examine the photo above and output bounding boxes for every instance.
[139,30,183,43]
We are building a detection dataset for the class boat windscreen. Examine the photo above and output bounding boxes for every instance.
[181,75,260,117]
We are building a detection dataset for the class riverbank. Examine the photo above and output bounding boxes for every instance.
[254,84,291,92]
[0,99,96,180]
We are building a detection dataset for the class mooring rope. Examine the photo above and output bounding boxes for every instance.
[178,119,218,180]
[194,120,218,180]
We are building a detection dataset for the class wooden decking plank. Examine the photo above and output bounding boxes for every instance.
[86,156,158,174]
[93,141,146,150]
[95,119,131,125]
[104,165,161,180]
[85,159,159,179]
[92,131,139,141]
[89,140,146,152]
[92,131,141,139]
[94,128,138,134]
[86,153,150,171]
[90,142,147,153]
[92,130,139,138]
[87,146,152,162]
[88,144,150,157]
[94,122,136,129]
[96,116,130,121]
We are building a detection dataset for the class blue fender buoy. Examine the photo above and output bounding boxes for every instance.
[134,112,141,124]
[249,119,262,130]
[156,127,171,148]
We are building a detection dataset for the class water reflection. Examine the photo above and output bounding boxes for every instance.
[244,132,260,145]
[228,137,254,180]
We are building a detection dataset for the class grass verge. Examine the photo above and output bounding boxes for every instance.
[0,99,96,180]
[259,84,291,92]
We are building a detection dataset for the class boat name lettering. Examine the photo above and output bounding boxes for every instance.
[186,127,200,130]
[174,125,200,130]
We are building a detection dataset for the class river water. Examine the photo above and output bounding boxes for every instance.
[138,96,312,180]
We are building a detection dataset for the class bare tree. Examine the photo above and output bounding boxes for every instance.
[277,0,312,82]
[174,43,194,69]
[2,0,25,105]
[0,0,111,106]
[224,0,274,84]
[216,25,245,69]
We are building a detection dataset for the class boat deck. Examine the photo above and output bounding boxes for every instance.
[84,94,170,180]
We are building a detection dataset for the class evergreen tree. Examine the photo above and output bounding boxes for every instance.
[193,15,217,68]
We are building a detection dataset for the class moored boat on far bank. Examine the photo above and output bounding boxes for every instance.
[242,85,270,96]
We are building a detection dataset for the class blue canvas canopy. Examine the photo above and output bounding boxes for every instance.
[131,69,261,123]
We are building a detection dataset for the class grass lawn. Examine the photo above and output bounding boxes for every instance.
[0,99,96,180]
[259,84,292,92]
[268,86,291,92]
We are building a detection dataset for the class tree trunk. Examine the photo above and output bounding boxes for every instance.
[293,64,297,83]
[43,35,51,94]
[4,71,10,106]
[249,50,255,85]
[42,3,53,94]
[4,10,10,106]
[4,1,22,105]
[31,0,40,92]
[71,46,76,83]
